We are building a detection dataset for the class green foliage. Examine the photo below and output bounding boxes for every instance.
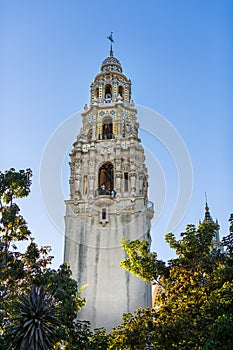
[116,219,233,349]
[0,168,32,203]
[41,263,86,344]
[10,286,60,350]
[56,322,110,350]
[89,327,110,349]
[0,169,85,348]
[65,320,92,349]
[120,239,165,284]
[0,168,32,251]
[110,308,154,350]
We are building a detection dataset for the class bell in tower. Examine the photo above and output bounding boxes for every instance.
[64,36,154,330]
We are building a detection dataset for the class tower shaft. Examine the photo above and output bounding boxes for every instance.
[64,51,154,330]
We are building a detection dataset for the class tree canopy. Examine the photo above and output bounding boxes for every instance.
[0,169,85,349]
[112,219,233,349]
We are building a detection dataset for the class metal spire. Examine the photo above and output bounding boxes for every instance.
[107,32,114,57]
[205,192,208,209]
[204,192,212,222]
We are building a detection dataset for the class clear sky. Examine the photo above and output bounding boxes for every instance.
[1,0,232,267]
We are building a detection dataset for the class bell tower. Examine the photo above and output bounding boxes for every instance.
[64,40,154,330]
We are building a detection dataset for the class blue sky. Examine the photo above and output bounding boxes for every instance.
[1,0,232,267]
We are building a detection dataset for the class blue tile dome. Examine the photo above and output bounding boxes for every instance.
[100,54,122,73]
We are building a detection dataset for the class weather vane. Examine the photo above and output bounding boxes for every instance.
[107,32,114,56]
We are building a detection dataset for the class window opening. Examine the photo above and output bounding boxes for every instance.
[87,128,92,141]
[118,86,124,98]
[102,117,113,139]
[124,173,128,192]
[105,84,112,99]
[98,162,114,195]
[95,87,99,98]
[102,208,107,220]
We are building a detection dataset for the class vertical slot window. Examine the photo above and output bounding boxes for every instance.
[124,172,128,192]
[102,208,107,220]
[83,175,88,194]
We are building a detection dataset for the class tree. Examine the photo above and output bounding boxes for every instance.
[55,321,110,350]
[110,308,155,350]
[0,168,32,251]
[113,220,233,349]
[0,169,85,348]
[89,327,110,349]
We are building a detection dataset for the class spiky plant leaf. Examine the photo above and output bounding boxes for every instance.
[10,286,60,350]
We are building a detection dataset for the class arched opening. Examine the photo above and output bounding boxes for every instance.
[102,117,113,139]
[105,84,112,99]
[98,162,114,195]
[87,128,92,141]
[95,87,99,98]
[118,86,124,98]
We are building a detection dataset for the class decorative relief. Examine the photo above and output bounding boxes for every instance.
[89,159,95,170]
[116,204,123,215]
[68,56,149,213]
[70,161,75,168]
[115,159,121,168]
[129,172,136,178]
[75,159,82,168]
[82,144,90,152]
[125,202,136,213]
[121,141,129,149]
[72,200,80,214]
[115,172,122,178]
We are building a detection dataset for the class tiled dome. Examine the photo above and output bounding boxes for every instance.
[100,54,122,73]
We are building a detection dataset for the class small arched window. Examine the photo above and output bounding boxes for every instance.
[102,117,113,139]
[98,162,114,195]
[118,86,124,98]
[87,128,92,141]
[105,84,112,99]
[95,87,99,98]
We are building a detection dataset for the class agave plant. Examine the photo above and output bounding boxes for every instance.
[10,286,60,350]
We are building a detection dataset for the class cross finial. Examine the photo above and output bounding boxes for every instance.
[107,32,114,57]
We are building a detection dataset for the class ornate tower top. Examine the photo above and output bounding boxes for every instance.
[100,32,123,73]
[201,194,222,251]
[203,201,213,223]
[89,34,131,107]
[76,38,138,145]
[203,193,215,223]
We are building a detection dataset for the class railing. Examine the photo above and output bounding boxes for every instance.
[98,133,115,140]
[94,188,116,198]
[95,98,113,104]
